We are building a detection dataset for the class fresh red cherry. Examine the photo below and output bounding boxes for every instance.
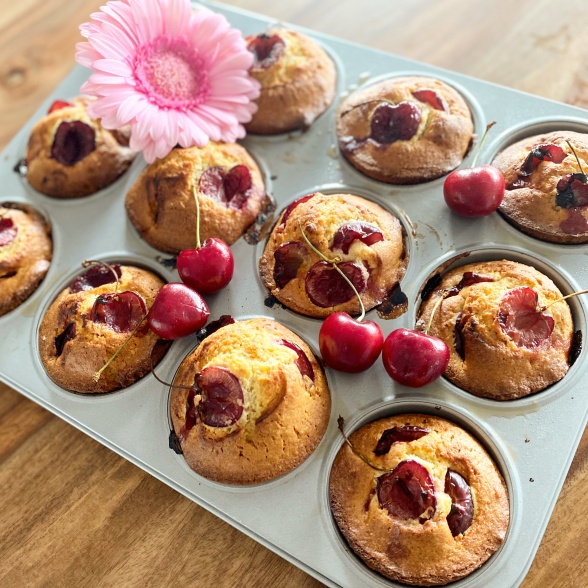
[319,311,383,373]
[443,122,505,217]
[147,282,209,340]
[382,328,449,387]
[48,100,72,113]
[177,238,234,294]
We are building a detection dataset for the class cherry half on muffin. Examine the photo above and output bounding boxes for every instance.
[335,76,474,184]
[492,130,588,243]
[169,318,331,484]
[330,414,509,586]
[259,192,407,319]
[39,262,170,393]
[125,142,267,254]
[25,97,136,198]
[0,202,52,316]
[416,260,575,400]
[245,28,337,134]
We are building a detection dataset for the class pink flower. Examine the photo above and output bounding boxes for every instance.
[76,0,260,162]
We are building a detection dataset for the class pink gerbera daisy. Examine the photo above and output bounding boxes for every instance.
[76,0,260,162]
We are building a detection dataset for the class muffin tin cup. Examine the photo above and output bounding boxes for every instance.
[2,2,588,586]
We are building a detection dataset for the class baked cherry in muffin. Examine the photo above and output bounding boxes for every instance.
[245,28,337,134]
[329,414,509,586]
[170,317,331,484]
[416,260,574,400]
[25,97,136,198]
[0,202,52,316]
[492,130,588,243]
[336,76,474,184]
[39,263,169,393]
[259,192,407,319]
[125,142,266,253]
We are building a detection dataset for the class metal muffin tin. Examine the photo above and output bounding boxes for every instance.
[2,2,588,586]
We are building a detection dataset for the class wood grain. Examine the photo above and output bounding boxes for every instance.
[1,1,588,586]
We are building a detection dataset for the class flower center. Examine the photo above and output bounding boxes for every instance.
[134,36,209,109]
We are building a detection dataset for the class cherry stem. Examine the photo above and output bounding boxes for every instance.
[337,416,388,472]
[298,221,366,321]
[471,121,496,168]
[93,315,146,382]
[82,259,120,293]
[541,288,588,311]
[425,292,447,335]
[193,186,202,249]
[566,140,586,176]
[149,351,193,390]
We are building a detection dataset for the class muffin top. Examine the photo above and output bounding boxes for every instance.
[493,130,588,243]
[245,28,337,134]
[416,259,574,400]
[125,142,266,253]
[330,413,509,586]
[336,76,474,184]
[25,96,136,198]
[259,192,407,318]
[0,202,52,316]
[170,317,331,484]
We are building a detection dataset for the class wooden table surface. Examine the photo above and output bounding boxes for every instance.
[1,1,588,586]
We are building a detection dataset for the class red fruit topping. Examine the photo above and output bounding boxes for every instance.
[196,366,244,428]
[377,460,437,523]
[454,311,466,361]
[273,241,308,288]
[0,217,17,246]
[445,470,474,537]
[55,322,76,357]
[147,283,209,340]
[498,287,555,348]
[374,426,430,456]
[48,100,72,114]
[331,222,384,254]
[248,33,285,68]
[411,89,447,111]
[69,264,122,293]
[279,339,315,382]
[183,388,198,435]
[445,272,495,297]
[520,143,566,176]
[51,120,96,166]
[556,173,588,208]
[370,102,421,145]
[305,261,366,308]
[279,194,315,227]
[198,165,252,210]
[91,291,146,333]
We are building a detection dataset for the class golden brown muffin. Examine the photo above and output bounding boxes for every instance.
[330,414,509,586]
[0,202,52,316]
[336,76,474,184]
[170,317,331,484]
[416,260,574,400]
[492,130,588,243]
[245,28,337,134]
[259,192,407,319]
[125,142,266,253]
[25,96,136,198]
[39,263,169,394]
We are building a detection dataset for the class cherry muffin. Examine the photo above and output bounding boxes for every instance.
[259,192,407,319]
[245,28,337,134]
[492,130,588,243]
[416,260,574,400]
[0,202,52,316]
[125,142,266,253]
[336,76,474,184]
[25,97,136,198]
[330,414,509,586]
[170,317,331,485]
[39,263,169,394]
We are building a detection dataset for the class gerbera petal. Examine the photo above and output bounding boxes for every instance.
[93,58,134,77]
[165,0,191,36]
[90,33,131,60]
[117,94,149,125]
